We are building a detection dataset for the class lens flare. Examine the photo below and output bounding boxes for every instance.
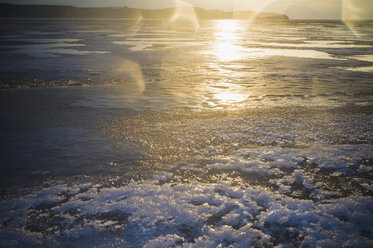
[232,0,289,23]
[342,0,373,38]
[169,0,200,31]
[129,13,143,37]
[119,59,145,96]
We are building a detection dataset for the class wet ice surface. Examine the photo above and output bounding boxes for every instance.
[0,19,373,247]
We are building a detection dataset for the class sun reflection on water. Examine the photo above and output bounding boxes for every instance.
[201,80,249,108]
[204,20,249,108]
[213,92,247,105]
[212,20,244,61]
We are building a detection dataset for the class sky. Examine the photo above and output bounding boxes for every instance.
[1,0,372,19]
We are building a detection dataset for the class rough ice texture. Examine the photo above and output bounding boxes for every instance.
[0,180,372,248]
[1,108,372,247]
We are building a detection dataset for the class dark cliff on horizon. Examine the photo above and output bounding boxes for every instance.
[0,3,289,20]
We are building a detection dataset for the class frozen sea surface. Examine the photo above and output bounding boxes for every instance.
[0,19,373,247]
[1,19,373,108]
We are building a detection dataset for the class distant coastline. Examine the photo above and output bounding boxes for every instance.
[0,3,289,20]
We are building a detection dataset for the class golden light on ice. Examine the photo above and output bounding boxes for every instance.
[212,20,243,61]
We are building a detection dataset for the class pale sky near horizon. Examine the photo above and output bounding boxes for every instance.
[1,0,372,19]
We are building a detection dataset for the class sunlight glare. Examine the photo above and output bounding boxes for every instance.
[214,92,247,105]
[203,80,249,108]
[212,20,244,61]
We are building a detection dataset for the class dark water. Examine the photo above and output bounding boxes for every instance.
[0,19,372,247]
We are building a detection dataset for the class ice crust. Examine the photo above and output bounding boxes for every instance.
[3,107,372,247]
[1,105,373,247]
[0,179,372,248]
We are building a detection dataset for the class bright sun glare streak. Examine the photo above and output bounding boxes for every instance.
[213,92,247,106]
[207,20,248,108]
[213,20,244,61]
